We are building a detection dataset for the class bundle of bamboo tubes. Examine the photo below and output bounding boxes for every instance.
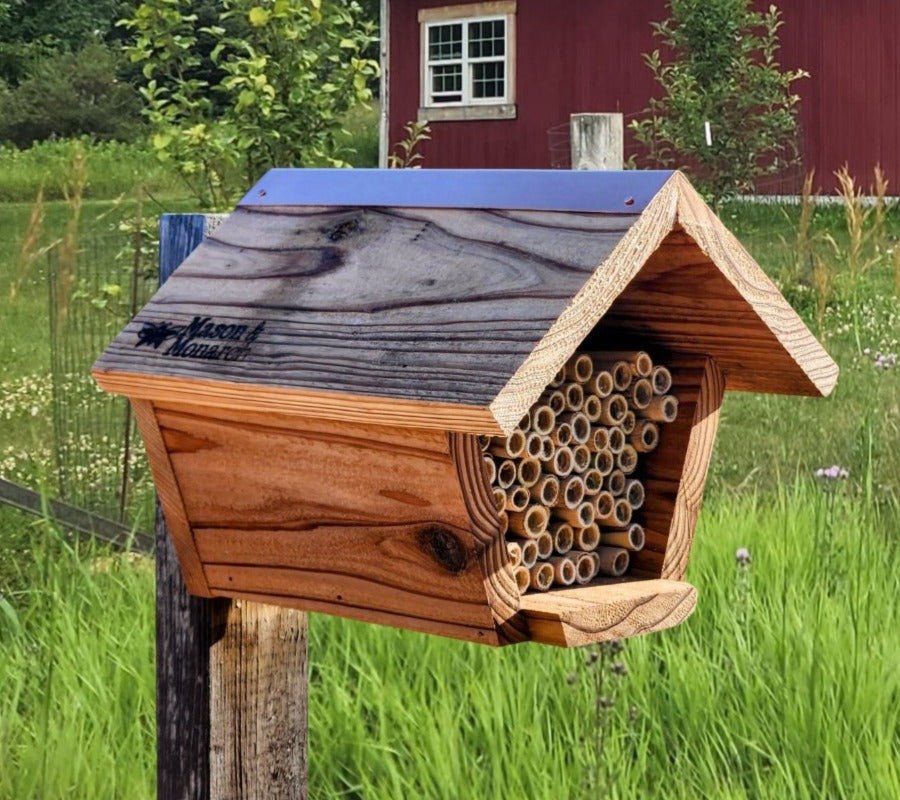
[480,351,678,595]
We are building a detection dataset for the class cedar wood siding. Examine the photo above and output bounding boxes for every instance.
[387,0,900,192]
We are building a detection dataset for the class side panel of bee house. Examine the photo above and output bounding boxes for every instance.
[94,169,837,648]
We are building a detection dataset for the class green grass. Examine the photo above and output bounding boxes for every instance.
[0,483,896,799]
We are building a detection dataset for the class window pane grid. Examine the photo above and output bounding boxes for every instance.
[424,16,508,106]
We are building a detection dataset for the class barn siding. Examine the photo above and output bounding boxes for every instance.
[388,0,900,193]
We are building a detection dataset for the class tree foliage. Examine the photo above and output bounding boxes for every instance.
[121,0,378,208]
[630,0,806,205]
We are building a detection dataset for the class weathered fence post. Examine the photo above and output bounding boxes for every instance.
[157,214,308,800]
[569,113,624,170]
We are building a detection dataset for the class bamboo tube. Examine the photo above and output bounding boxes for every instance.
[613,498,633,527]
[589,426,609,452]
[630,378,653,410]
[488,429,526,458]
[582,394,603,423]
[588,369,614,399]
[572,551,599,584]
[624,478,645,510]
[505,486,529,512]
[558,476,586,509]
[530,405,556,435]
[549,556,577,586]
[492,487,506,513]
[620,410,636,435]
[574,523,600,551]
[592,359,632,392]
[641,395,679,423]
[508,505,550,538]
[563,382,584,411]
[565,353,594,384]
[549,422,574,447]
[529,474,560,505]
[600,350,653,378]
[542,388,566,416]
[549,367,566,388]
[600,524,645,551]
[497,511,509,535]
[521,539,539,569]
[529,562,555,592]
[593,448,614,476]
[540,436,555,462]
[630,420,659,453]
[551,522,574,554]
[497,459,517,489]
[617,444,638,474]
[477,435,491,451]
[554,501,595,528]
[482,455,496,484]
[514,565,531,593]
[548,446,574,477]
[591,490,614,521]
[507,541,523,567]
[572,444,591,473]
[582,467,604,495]
[607,426,626,454]
[536,531,554,560]
[651,365,672,395]
[517,458,542,488]
[606,469,626,497]
[524,432,543,459]
[598,394,628,425]
[595,546,630,577]
[559,412,591,444]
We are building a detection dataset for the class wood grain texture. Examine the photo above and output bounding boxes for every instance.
[210,600,307,800]
[131,398,210,596]
[660,357,724,579]
[674,174,838,396]
[518,579,696,647]
[95,204,640,435]
[96,172,834,436]
[157,402,499,643]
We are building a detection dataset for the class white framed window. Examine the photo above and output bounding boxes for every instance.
[418,2,517,122]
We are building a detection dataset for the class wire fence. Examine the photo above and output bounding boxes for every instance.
[46,230,158,528]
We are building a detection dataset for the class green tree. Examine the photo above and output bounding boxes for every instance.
[122,0,378,208]
[630,0,806,205]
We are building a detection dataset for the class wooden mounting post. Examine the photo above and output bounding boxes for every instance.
[570,113,624,170]
[157,214,308,800]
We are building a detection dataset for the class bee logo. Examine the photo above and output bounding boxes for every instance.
[136,321,182,349]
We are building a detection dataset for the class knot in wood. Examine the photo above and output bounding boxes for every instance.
[417,526,469,574]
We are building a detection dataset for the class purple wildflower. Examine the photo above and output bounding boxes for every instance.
[815,465,849,480]
[735,547,752,567]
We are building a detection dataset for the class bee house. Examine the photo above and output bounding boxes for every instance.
[93,169,837,648]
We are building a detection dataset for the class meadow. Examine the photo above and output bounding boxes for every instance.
[0,145,898,798]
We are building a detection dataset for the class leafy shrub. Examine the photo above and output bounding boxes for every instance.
[0,42,142,146]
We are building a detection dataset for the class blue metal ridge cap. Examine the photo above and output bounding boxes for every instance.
[238,168,675,214]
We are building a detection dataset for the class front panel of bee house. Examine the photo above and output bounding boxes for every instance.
[93,169,837,648]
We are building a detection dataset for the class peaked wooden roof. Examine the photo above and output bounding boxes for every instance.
[94,169,838,435]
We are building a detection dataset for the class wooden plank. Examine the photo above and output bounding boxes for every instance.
[518,579,697,647]
[132,398,210,596]
[93,203,642,435]
[660,358,725,579]
[418,1,516,23]
[0,477,152,552]
[157,403,497,642]
[210,601,307,800]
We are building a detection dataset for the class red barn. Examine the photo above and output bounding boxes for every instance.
[380,0,900,192]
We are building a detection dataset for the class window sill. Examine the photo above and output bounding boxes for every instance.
[418,104,517,123]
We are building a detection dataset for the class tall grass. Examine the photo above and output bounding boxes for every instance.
[1,480,896,799]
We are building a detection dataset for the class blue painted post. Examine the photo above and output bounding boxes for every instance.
[157,214,219,800]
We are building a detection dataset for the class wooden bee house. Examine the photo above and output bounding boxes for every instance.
[93,169,837,648]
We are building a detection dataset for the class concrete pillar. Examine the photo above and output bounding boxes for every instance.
[570,113,624,170]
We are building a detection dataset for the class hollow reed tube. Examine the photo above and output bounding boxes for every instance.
[551,522,574,555]
[606,469,626,497]
[506,541,523,567]
[529,474,560,505]
[535,531,554,560]
[600,524,645,551]
[520,539,539,569]
[549,556,577,586]
[530,405,556,436]
[621,410,636,435]
[582,394,603,423]
[548,446,574,477]
[607,426,626,454]
[529,562,554,592]
[517,458,542,488]
[651,365,672,395]
[559,412,591,444]
[571,551,599,584]
[554,501,595,528]
[492,487,506,513]
[630,378,653,410]
[563,382,584,411]
[630,421,659,453]
[599,394,628,425]
[507,505,550,538]
[595,546,630,577]
[514,565,531,593]
[593,448,614,476]
[572,444,591,473]
[617,445,638,475]
[565,353,594,384]
[574,523,601,551]
[504,486,530,512]
[624,478,645,510]
[588,370,614,399]
[641,395,679,423]
[497,459,517,489]
[482,455,497,484]
[489,429,526,458]
[558,475,586,509]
